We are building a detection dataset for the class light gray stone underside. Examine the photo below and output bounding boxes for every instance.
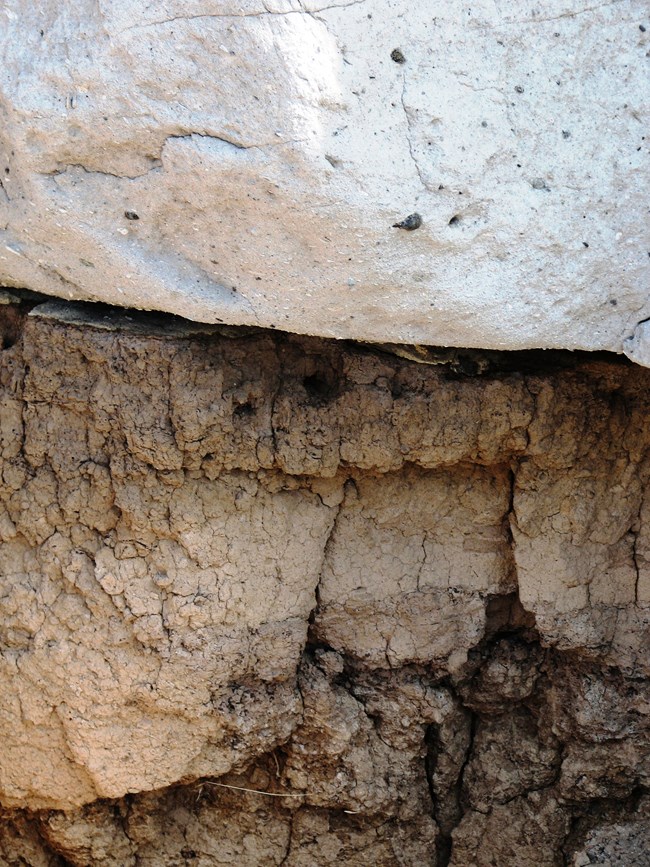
[0,0,648,356]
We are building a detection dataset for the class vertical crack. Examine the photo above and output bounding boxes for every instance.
[268,342,285,465]
[416,533,427,592]
[278,810,295,866]
[424,724,450,863]
[504,462,522,602]
[425,707,477,867]
[632,491,643,604]
[307,478,350,634]
[506,463,517,536]
[399,71,435,192]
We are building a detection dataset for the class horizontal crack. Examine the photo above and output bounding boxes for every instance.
[117,0,368,34]
[509,0,625,25]
[41,131,304,181]
[42,162,160,181]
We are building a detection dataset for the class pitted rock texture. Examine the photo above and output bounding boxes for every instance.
[0,1,648,359]
[1,297,650,864]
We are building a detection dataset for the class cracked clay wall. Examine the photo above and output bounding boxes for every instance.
[0,297,650,864]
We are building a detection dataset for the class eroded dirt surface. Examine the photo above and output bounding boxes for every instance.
[0,299,649,865]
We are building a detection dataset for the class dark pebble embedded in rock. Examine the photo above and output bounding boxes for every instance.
[392,213,422,230]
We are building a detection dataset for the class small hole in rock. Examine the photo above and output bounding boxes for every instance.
[391,48,406,63]
[303,373,337,403]
[448,215,460,226]
[234,401,254,418]
[0,306,28,351]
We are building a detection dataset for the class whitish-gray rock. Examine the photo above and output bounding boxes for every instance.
[0,1,648,358]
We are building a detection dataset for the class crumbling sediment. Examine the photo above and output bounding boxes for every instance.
[0,297,649,864]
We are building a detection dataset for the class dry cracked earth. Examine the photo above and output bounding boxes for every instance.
[0,292,649,865]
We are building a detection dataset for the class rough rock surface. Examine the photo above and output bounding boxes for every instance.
[0,294,649,863]
[1,1,649,359]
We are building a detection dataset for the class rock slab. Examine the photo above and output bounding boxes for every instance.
[0,1,648,359]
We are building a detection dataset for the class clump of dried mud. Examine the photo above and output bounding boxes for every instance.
[0,297,649,865]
